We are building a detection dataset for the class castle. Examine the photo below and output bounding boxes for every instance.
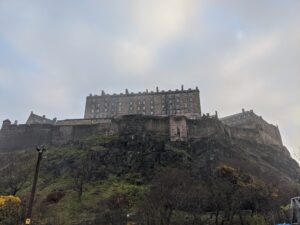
[0,86,283,151]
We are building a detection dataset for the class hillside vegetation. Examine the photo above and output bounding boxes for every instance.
[0,133,299,225]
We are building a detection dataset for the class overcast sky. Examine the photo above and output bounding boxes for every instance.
[0,0,299,155]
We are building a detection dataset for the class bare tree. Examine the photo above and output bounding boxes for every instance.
[0,152,33,195]
[71,155,91,201]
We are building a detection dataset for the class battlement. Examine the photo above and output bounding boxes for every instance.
[220,109,283,146]
[88,85,199,97]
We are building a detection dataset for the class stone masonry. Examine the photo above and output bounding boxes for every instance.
[84,86,201,119]
[220,109,283,146]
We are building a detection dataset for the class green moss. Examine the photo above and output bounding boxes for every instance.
[165,144,192,160]
[82,135,119,146]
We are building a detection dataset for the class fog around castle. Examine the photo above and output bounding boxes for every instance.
[0,1,299,155]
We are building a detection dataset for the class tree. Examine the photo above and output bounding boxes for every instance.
[138,168,203,225]
[71,155,92,201]
[208,165,273,225]
[0,152,33,195]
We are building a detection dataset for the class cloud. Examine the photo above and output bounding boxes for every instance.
[0,0,299,156]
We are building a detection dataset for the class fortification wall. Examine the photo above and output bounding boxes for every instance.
[187,117,229,140]
[229,126,282,146]
[0,124,53,151]
[221,110,283,146]
[0,121,116,151]
[117,115,169,140]
[0,114,284,151]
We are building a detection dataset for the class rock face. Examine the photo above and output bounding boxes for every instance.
[40,130,300,204]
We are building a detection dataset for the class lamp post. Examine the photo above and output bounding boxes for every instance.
[24,146,45,225]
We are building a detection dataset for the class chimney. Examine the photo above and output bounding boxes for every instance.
[181,85,184,91]
[146,89,148,93]
[125,89,129,95]
[101,90,105,96]
[156,87,159,93]
[215,111,218,118]
[242,108,245,113]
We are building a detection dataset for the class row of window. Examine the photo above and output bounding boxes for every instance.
[90,109,189,118]
[91,105,194,113]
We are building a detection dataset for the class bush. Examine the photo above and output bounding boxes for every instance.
[0,195,21,225]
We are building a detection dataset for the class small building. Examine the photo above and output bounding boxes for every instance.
[26,112,56,125]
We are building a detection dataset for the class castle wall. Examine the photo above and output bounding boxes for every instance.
[229,126,283,146]
[0,113,284,152]
[0,124,53,151]
[51,122,117,146]
[187,117,229,140]
[117,115,169,140]
[221,110,283,146]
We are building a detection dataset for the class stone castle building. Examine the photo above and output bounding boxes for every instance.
[84,86,201,119]
[0,87,284,152]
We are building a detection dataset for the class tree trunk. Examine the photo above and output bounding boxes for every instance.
[238,212,245,225]
[215,210,219,225]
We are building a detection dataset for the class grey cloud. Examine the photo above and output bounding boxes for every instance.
[0,0,299,155]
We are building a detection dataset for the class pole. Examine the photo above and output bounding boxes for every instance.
[24,146,45,225]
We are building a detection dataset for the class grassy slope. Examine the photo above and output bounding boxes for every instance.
[1,134,300,224]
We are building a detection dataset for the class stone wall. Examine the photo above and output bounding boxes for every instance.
[0,113,284,152]
[187,117,230,140]
[117,115,169,140]
[0,121,116,151]
[170,116,188,141]
[0,124,53,151]
[221,110,283,146]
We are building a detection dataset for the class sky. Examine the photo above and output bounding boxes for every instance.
[0,0,299,156]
